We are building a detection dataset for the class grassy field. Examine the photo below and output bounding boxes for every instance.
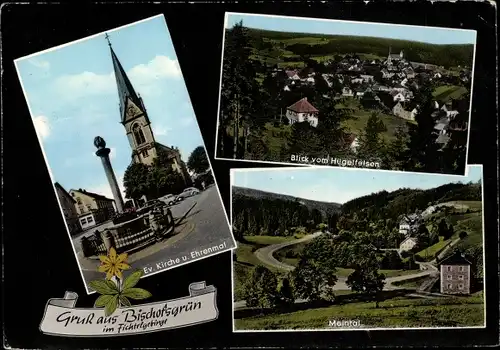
[337,97,409,142]
[418,202,483,258]
[258,123,292,161]
[432,85,468,103]
[235,291,484,330]
[416,236,451,260]
[234,235,298,301]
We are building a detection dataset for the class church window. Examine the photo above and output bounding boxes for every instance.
[133,124,146,145]
[141,149,148,158]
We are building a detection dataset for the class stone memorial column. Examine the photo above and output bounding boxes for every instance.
[94,136,125,213]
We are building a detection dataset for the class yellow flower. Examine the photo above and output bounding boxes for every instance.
[98,247,131,280]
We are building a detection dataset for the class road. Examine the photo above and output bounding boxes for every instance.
[76,186,235,289]
[254,232,323,272]
[234,233,436,310]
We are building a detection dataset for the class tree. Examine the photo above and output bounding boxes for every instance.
[243,266,279,310]
[405,83,441,172]
[385,125,410,170]
[123,163,150,200]
[219,20,262,158]
[289,122,323,159]
[147,166,184,198]
[292,235,338,302]
[276,277,295,308]
[346,253,386,308]
[187,146,209,174]
[356,112,387,162]
[437,218,452,240]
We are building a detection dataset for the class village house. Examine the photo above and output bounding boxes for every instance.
[351,77,364,84]
[439,251,472,295]
[399,236,419,253]
[322,74,334,87]
[54,182,81,235]
[283,85,291,92]
[393,101,418,121]
[391,91,406,102]
[342,87,354,97]
[285,70,300,81]
[360,74,374,83]
[69,189,116,231]
[285,97,319,127]
[399,213,421,235]
[355,88,365,99]
[305,77,315,84]
[381,68,395,79]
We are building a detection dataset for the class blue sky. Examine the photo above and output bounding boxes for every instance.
[232,166,483,204]
[226,13,477,45]
[15,14,204,200]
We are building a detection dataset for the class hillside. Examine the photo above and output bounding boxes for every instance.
[233,186,341,215]
[232,186,341,237]
[341,182,482,220]
[235,27,474,69]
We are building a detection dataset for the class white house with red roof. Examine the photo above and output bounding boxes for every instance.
[286,97,319,127]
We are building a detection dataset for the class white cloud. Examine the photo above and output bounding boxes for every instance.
[33,115,51,139]
[52,55,181,101]
[28,58,50,71]
[128,55,182,83]
[53,71,115,100]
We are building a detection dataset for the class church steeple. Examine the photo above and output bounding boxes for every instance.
[106,33,144,123]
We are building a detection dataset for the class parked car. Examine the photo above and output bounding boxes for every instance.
[176,187,200,201]
[137,199,163,214]
[159,194,177,206]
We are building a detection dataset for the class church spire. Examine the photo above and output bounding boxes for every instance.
[106,33,143,122]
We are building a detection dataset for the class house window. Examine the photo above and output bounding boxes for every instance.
[458,284,464,290]
[447,283,452,289]
[447,275,452,280]
[133,124,146,145]
[76,197,82,205]
[80,218,87,225]
[87,217,94,223]
[141,149,148,158]
[87,205,92,211]
[459,266,464,272]
[447,266,452,272]
[458,275,464,280]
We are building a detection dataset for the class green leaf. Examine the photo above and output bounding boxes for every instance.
[104,295,119,317]
[94,294,115,308]
[123,270,143,290]
[89,279,119,295]
[119,295,132,307]
[122,287,152,300]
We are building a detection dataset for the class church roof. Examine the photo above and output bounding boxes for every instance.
[108,41,143,123]
[287,97,319,113]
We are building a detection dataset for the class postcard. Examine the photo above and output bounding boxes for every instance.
[231,165,485,331]
[216,13,476,176]
[14,14,236,294]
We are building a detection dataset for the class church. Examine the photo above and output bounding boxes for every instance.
[107,36,191,186]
